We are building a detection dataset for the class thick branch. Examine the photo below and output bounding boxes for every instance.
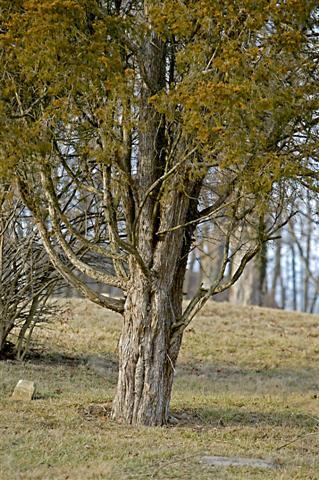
[17,177,125,314]
[39,168,125,289]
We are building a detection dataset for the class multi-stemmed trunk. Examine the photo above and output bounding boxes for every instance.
[111,169,200,425]
[111,266,184,426]
[110,25,190,426]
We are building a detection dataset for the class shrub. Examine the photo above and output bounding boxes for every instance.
[0,187,61,359]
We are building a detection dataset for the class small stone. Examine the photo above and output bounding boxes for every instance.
[167,415,179,425]
[200,456,278,469]
[11,380,36,401]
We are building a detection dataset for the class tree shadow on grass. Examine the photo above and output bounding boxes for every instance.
[171,406,318,430]
[175,361,319,394]
[22,349,119,370]
[25,350,86,366]
[78,401,318,432]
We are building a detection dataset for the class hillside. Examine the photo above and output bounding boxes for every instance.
[0,300,318,479]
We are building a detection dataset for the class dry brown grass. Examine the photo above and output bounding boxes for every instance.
[0,299,319,479]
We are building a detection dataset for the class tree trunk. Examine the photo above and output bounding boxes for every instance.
[111,10,200,426]
[111,265,183,426]
[111,182,197,426]
[270,237,282,307]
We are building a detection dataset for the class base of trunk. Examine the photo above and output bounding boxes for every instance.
[111,279,182,426]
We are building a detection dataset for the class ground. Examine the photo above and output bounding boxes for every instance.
[0,299,319,479]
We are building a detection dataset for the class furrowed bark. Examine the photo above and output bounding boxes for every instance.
[111,264,183,425]
[112,174,200,425]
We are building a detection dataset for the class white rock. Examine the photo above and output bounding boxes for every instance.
[11,380,36,401]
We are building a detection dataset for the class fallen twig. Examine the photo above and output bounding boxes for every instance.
[277,431,319,451]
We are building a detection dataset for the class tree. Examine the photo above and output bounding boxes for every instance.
[0,185,61,359]
[272,190,319,313]
[1,0,318,425]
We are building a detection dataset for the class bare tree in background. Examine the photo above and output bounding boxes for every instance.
[0,186,61,359]
[278,191,319,313]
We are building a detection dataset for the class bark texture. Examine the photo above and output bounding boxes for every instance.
[112,267,183,425]
[110,21,199,425]
[112,181,199,425]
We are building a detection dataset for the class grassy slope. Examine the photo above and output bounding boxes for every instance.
[0,299,318,480]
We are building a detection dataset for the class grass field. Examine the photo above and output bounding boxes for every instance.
[1,299,319,479]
